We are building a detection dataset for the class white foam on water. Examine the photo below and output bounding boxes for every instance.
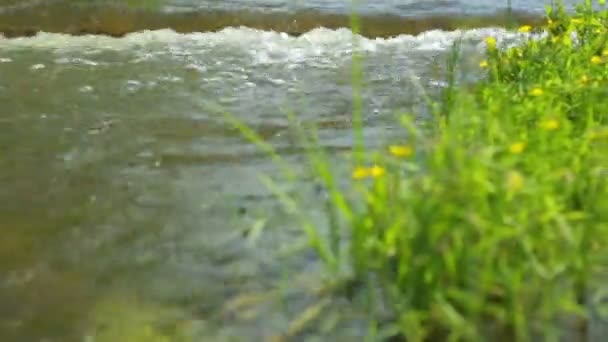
[0,26,525,56]
[54,57,101,66]
[29,63,45,70]
[79,85,94,93]
[0,26,530,109]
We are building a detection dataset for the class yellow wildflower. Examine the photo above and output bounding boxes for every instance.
[518,25,532,33]
[570,18,584,25]
[506,170,525,193]
[370,165,386,178]
[540,119,560,131]
[591,55,603,64]
[479,60,489,68]
[579,75,590,84]
[352,165,385,180]
[389,145,414,158]
[509,142,526,154]
[352,166,371,180]
[602,49,608,57]
[485,36,497,50]
[530,87,543,96]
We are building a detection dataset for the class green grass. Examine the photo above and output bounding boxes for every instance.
[225,0,608,340]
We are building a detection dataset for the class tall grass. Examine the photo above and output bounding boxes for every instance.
[225,0,608,340]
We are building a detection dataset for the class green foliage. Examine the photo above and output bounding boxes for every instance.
[301,1,607,340]
[227,1,608,340]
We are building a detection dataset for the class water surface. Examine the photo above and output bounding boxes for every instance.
[0,0,580,38]
[1,0,605,341]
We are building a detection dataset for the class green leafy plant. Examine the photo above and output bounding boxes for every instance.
[225,1,608,340]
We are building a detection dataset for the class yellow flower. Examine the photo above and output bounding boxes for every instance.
[530,87,543,96]
[579,75,590,84]
[591,55,603,64]
[570,18,584,25]
[352,165,385,180]
[485,36,497,50]
[602,49,608,57]
[509,142,526,154]
[370,165,386,177]
[518,25,532,33]
[506,170,525,193]
[389,145,414,158]
[479,60,489,68]
[352,167,370,179]
[539,119,560,131]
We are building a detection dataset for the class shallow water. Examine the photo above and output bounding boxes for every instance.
[0,0,605,341]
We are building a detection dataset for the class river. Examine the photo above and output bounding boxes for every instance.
[0,0,603,341]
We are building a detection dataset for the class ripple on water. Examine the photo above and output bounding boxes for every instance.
[0,19,541,342]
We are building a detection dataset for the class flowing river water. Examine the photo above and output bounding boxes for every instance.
[0,0,605,341]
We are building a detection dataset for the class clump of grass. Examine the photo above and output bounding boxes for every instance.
[222,0,607,340]
[285,1,608,340]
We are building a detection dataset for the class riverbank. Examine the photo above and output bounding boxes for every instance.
[0,3,545,38]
